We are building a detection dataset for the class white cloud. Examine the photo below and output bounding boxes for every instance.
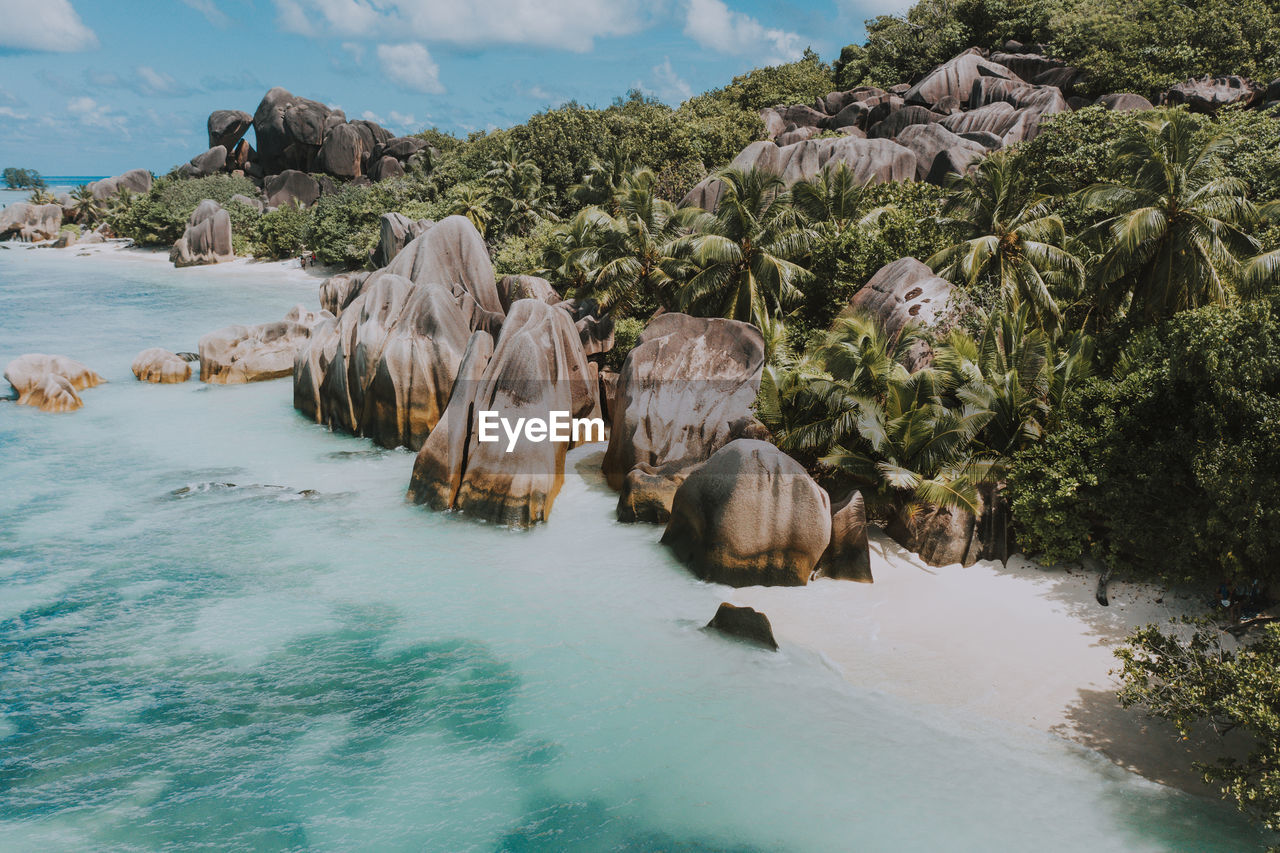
[273,0,648,52]
[341,41,366,64]
[66,96,128,135]
[376,43,445,94]
[0,0,98,52]
[652,58,692,103]
[683,0,805,65]
[181,0,230,27]
[0,106,28,120]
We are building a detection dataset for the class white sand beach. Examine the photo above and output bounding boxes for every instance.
[732,529,1248,797]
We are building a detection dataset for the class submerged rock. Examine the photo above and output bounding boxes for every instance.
[4,353,104,413]
[705,602,778,650]
[200,305,332,384]
[132,348,192,384]
[662,439,832,587]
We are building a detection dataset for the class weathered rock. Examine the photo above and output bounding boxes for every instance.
[383,136,427,159]
[0,203,63,242]
[1095,93,1154,112]
[705,602,778,650]
[776,126,822,146]
[182,145,228,178]
[969,77,1068,111]
[369,155,404,182]
[959,130,1004,150]
[941,101,1020,137]
[603,313,766,508]
[132,348,191,383]
[904,50,1018,108]
[775,104,828,128]
[1163,75,1263,112]
[252,87,339,173]
[316,123,365,178]
[384,215,504,323]
[51,230,77,248]
[170,200,233,267]
[5,353,104,412]
[407,299,596,526]
[207,109,252,150]
[760,107,787,139]
[1032,67,1082,93]
[867,105,945,139]
[318,271,371,318]
[989,52,1064,82]
[264,170,321,209]
[200,305,332,384]
[844,257,954,344]
[229,193,265,213]
[616,463,694,523]
[894,124,985,181]
[88,169,151,201]
[498,274,560,312]
[374,212,433,268]
[662,439,832,587]
[817,492,872,582]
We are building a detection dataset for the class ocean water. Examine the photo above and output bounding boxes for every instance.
[1,178,110,210]
[0,245,1267,852]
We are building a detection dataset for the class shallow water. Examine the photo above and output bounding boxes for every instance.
[0,246,1267,851]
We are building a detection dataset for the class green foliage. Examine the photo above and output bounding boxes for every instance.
[304,178,435,267]
[492,218,558,277]
[256,204,312,259]
[109,173,259,246]
[1008,300,1280,584]
[699,49,835,112]
[2,167,45,189]
[1116,619,1280,831]
[605,316,645,372]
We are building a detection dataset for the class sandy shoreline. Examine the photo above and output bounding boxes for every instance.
[732,529,1251,799]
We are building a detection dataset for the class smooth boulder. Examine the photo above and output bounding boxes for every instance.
[132,348,192,384]
[845,257,954,342]
[705,603,778,650]
[264,170,321,209]
[662,439,832,587]
[0,203,62,242]
[88,169,151,201]
[207,109,252,150]
[200,305,332,384]
[5,354,104,413]
[170,200,233,267]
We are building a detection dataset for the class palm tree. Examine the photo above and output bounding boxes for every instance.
[928,152,1081,332]
[675,167,814,328]
[69,184,101,225]
[569,145,634,213]
[790,163,891,235]
[483,142,556,237]
[28,187,56,205]
[540,206,611,292]
[1080,109,1256,324]
[576,169,698,315]
[449,185,494,236]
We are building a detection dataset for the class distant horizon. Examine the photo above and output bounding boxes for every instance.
[0,0,893,176]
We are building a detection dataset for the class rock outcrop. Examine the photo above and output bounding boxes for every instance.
[199,305,332,384]
[894,124,986,182]
[170,200,233,267]
[845,257,954,342]
[4,354,104,412]
[181,145,228,178]
[407,299,596,526]
[705,603,778,650]
[662,439,832,587]
[497,274,561,312]
[207,109,252,150]
[87,169,151,201]
[1163,75,1263,113]
[264,170,321,209]
[1095,93,1154,112]
[603,313,766,523]
[817,492,873,582]
[316,122,366,178]
[904,51,1019,108]
[374,212,433,268]
[132,348,192,383]
[0,203,62,242]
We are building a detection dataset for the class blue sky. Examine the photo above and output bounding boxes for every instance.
[0,0,902,176]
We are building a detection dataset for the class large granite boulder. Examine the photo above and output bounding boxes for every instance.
[867,105,945,139]
[845,257,954,344]
[132,348,192,384]
[706,603,778,650]
[5,354,104,413]
[253,87,339,174]
[603,313,766,521]
[941,101,1023,139]
[0,203,62,242]
[88,169,151,201]
[368,155,404,182]
[316,123,366,178]
[374,212,433,268]
[969,77,1069,112]
[181,145,228,178]
[170,199,233,267]
[407,299,597,526]
[1163,75,1263,112]
[989,51,1065,82]
[498,274,560,312]
[662,439,832,587]
[207,109,252,150]
[199,305,331,384]
[904,50,1019,108]
[1095,93,1154,112]
[817,491,872,582]
[264,170,321,209]
[893,124,985,181]
[384,215,504,326]
[295,275,473,449]
[318,270,371,317]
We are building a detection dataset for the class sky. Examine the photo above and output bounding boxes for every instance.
[0,0,900,176]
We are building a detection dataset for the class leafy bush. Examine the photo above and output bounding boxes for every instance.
[605,316,644,371]
[109,173,260,246]
[256,204,312,259]
[492,219,558,277]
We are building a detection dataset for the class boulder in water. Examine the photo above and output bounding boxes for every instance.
[4,353,104,412]
[705,602,778,650]
[132,348,192,383]
[199,305,332,384]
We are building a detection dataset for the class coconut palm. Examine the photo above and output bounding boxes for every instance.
[540,206,612,292]
[69,184,101,225]
[569,145,634,213]
[928,152,1081,332]
[790,162,891,235]
[1080,109,1256,323]
[675,167,814,328]
[28,187,57,205]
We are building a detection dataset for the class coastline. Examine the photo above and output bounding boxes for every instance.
[731,530,1245,799]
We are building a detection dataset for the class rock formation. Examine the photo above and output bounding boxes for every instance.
[374,212,433,268]
[844,257,954,342]
[1163,75,1263,113]
[407,299,597,526]
[207,109,252,150]
[662,439,832,587]
[1095,93,1154,112]
[705,603,778,650]
[904,50,1019,109]
[87,169,151,201]
[817,492,873,582]
[4,354,104,412]
[181,145,228,178]
[132,348,192,383]
[603,313,766,523]
[170,200,234,267]
[200,305,332,384]
[0,203,62,242]
[264,170,321,209]
[497,274,561,312]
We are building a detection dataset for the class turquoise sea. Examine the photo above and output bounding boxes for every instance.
[0,245,1267,851]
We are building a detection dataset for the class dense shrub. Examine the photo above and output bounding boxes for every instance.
[604,317,645,371]
[256,204,312,259]
[109,173,259,246]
